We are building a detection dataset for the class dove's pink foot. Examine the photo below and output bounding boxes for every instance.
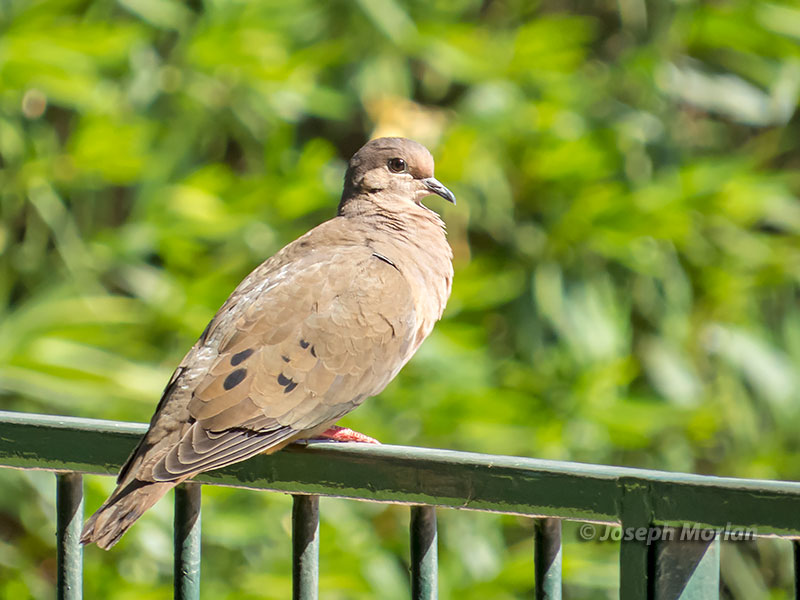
[316,426,380,444]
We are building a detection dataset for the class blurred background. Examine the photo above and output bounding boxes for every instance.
[1,0,799,597]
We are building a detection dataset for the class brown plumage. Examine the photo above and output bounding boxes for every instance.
[81,137,455,549]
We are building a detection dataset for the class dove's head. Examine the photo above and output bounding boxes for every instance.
[340,137,456,213]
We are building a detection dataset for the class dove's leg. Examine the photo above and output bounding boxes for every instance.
[315,426,381,444]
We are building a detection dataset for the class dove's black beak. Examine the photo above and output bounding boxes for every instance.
[422,177,456,205]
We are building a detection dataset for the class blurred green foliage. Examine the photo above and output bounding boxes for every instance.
[1,0,799,598]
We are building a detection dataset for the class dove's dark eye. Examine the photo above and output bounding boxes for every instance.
[387,158,407,173]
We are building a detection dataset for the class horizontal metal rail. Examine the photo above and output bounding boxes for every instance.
[5,410,800,599]
[3,410,800,536]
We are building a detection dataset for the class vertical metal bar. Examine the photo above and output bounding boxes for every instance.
[292,494,319,600]
[56,473,83,600]
[174,482,202,600]
[410,505,438,600]
[653,529,719,599]
[620,528,653,599]
[618,481,654,600]
[534,518,562,600]
[794,541,800,600]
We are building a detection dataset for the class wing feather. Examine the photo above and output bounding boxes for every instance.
[153,425,296,480]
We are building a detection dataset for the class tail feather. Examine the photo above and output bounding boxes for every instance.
[81,479,177,550]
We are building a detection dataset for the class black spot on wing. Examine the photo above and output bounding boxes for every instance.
[299,339,310,349]
[277,372,297,394]
[230,348,254,366]
[310,346,317,358]
[281,355,290,363]
[224,368,247,390]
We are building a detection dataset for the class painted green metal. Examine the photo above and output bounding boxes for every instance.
[653,530,719,599]
[174,483,202,600]
[4,411,800,537]
[292,494,319,600]
[619,479,653,600]
[534,518,561,600]
[410,505,438,600]
[6,410,800,598]
[56,473,83,600]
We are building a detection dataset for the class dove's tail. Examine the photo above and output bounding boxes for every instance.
[80,479,177,550]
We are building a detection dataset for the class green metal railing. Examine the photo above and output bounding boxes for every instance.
[2,409,800,599]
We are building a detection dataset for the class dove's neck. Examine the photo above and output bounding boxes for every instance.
[339,195,448,259]
[339,193,446,233]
